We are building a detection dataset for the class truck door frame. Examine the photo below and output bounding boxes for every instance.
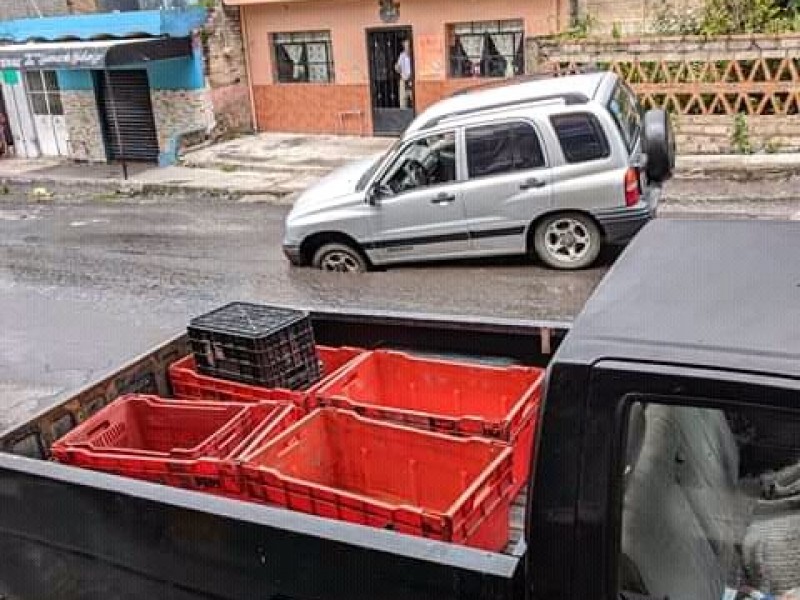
[573,361,800,600]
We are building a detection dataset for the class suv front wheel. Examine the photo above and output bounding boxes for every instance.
[312,242,369,273]
[533,213,602,270]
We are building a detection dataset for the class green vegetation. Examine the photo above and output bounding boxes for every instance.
[764,137,783,153]
[653,0,800,35]
[731,113,753,154]
[558,14,598,39]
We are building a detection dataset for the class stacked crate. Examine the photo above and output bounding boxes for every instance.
[53,302,544,552]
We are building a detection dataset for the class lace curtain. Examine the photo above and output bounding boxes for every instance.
[490,33,517,78]
[283,45,305,80]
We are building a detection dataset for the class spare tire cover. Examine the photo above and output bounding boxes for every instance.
[642,109,676,183]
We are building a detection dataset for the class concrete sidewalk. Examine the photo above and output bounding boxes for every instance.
[0,132,798,203]
[0,134,395,202]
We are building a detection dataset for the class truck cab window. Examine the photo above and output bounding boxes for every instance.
[620,402,800,600]
[381,132,457,194]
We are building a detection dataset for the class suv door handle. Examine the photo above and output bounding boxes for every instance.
[520,177,547,190]
[430,192,456,205]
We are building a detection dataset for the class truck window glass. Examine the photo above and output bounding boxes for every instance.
[380,131,457,194]
[550,113,610,163]
[620,402,800,600]
[465,122,545,178]
[607,83,641,153]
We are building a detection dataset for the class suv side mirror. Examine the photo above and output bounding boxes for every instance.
[367,184,391,206]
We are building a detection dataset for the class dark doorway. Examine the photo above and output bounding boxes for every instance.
[0,87,12,156]
[94,69,160,163]
[367,27,414,136]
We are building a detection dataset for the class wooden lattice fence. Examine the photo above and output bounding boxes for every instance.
[528,35,800,152]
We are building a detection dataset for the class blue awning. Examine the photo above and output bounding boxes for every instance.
[0,8,207,44]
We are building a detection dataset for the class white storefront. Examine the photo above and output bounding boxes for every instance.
[1,68,48,158]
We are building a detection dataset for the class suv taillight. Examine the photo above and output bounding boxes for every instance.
[625,168,641,207]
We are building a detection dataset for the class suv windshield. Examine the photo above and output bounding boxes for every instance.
[607,83,641,153]
[356,140,401,191]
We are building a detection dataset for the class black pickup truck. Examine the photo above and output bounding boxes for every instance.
[0,219,798,600]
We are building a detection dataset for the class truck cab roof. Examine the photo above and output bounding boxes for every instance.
[555,219,800,381]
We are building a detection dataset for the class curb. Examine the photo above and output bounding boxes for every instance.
[0,175,297,205]
[3,165,799,205]
[673,168,800,182]
[674,158,800,181]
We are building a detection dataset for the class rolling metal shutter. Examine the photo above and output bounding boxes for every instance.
[97,70,159,163]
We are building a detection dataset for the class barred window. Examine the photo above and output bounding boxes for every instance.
[273,31,334,84]
[448,20,524,79]
[25,70,63,116]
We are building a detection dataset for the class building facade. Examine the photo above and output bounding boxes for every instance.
[0,0,72,20]
[229,0,563,136]
[0,2,249,164]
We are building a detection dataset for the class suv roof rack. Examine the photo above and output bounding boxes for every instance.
[436,97,570,126]
[419,92,589,131]
[449,67,604,98]
[449,74,560,97]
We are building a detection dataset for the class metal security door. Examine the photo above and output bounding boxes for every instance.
[95,70,159,163]
[367,28,414,136]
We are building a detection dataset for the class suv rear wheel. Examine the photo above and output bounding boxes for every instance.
[312,242,368,273]
[533,213,602,270]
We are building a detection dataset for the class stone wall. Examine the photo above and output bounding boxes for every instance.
[61,91,107,162]
[209,84,251,135]
[0,0,70,19]
[201,1,253,135]
[67,0,98,13]
[576,0,695,35]
[150,88,214,157]
[528,34,800,154]
[675,115,800,154]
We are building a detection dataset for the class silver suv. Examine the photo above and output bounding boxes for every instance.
[283,72,674,272]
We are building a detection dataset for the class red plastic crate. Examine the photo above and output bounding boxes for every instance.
[169,346,364,409]
[313,350,544,495]
[52,395,301,496]
[240,408,514,551]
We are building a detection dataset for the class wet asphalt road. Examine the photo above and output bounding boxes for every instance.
[2,187,799,429]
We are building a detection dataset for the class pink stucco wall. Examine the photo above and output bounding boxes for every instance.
[240,0,561,86]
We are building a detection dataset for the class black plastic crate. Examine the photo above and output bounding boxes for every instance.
[188,303,321,389]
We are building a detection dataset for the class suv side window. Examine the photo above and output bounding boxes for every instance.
[550,113,610,163]
[380,131,457,195]
[608,83,642,152]
[465,122,545,179]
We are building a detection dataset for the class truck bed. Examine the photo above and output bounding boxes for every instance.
[0,308,567,600]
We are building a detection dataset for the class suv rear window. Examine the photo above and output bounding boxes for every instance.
[607,83,641,152]
[466,122,545,178]
[550,113,610,163]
